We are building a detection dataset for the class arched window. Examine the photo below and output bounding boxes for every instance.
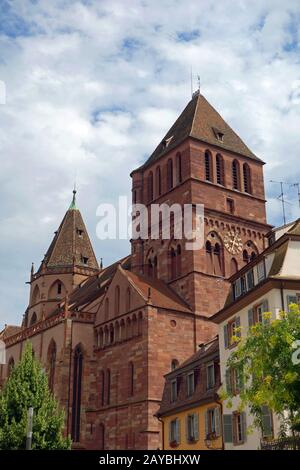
[147,171,153,202]
[170,247,177,280]
[99,328,103,348]
[32,285,40,305]
[120,319,125,341]
[205,150,213,182]
[115,321,120,342]
[126,287,131,312]
[106,369,111,405]
[171,359,179,371]
[104,298,109,321]
[47,340,56,392]
[132,314,138,336]
[128,361,134,397]
[30,312,37,326]
[176,153,182,184]
[7,357,14,376]
[100,370,105,406]
[232,160,240,190]
[230,258,238,276]
[71,345,83,442]
[48,279,65,299]
[167,159,173,190]
[109,324,114,344]
[115,286,120,316]
[250,251,257,261]
[243,163,252,194]
[243,250,249,264]
[99,423,105,450]
[216,154,224,185]
[156,166,162,197]
[138,312,143,335]
[126,317,132,338]
[213,243,223,276]
[206,233,224,276]
[206,241,213,274]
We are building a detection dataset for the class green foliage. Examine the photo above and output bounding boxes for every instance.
[226,305,300,433]
[0,342,71,449]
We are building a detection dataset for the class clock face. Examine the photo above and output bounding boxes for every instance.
[224,231,243,255]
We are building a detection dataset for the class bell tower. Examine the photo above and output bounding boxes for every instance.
[24,190,99,327]
[131,91,271,341]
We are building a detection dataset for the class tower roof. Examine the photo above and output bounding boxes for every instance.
[37,191,99,273]
[141,92,262,169]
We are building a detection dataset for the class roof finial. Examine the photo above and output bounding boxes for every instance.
[197,75,201,94]
[100,258,103,270]
[69,185,77,210]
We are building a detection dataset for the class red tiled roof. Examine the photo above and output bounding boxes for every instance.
[141,92,262,170]
[123,268,192,313]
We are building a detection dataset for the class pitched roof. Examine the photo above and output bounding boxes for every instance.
[0,325,22,340]
[38,191,98,273]
[141,92,262,170]
[156,337,220,417]
[122,269,192,313]
[287,218,300,236]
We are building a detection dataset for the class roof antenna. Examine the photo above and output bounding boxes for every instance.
[270,180,290,225]
[291,183,300,209]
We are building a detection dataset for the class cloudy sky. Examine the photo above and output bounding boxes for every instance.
[0,0,300,329]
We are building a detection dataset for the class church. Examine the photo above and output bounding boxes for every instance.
[0,90,271,449]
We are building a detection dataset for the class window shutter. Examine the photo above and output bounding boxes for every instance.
[248,308,254,327]
[205,410,209,438]
[235,316,241,337]
[238,366,244,392]
[224,324,229,348]
[262,300,270,323]
[241,412,247,442]
[176,418,180,444]
[215,408,221,436]
[223,414,233,443]
[261,406,273,438]
[287,295,297,311]
[226,368,232,394]
[194,413,199,440]
[169,421,172,444]
[185,415,189,441]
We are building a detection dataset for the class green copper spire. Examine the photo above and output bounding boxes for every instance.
[69,189,77,210]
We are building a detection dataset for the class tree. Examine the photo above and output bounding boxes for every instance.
[0,342,71,449]
[225,304,300,434]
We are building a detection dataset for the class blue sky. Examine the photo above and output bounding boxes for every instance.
[0,0,300,328]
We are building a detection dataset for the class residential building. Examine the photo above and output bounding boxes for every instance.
[211,219,300,449]
[156,337,223,450]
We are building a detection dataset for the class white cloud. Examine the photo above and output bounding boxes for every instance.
[0,0,300,328]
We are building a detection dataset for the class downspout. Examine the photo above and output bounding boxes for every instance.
[66,318,73,437]
[216,398,225,450]
[280,282,285,311]
[157,416,165,450]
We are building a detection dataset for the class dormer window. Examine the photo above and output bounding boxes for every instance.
[82,256,89,265]
[77,229,84,238]
[212,127,224,142]
[162,136,173,149]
